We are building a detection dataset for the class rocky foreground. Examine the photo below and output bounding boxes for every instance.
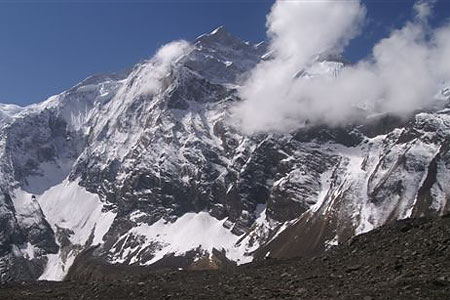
[1,25,449,281]
[1,215,449,300]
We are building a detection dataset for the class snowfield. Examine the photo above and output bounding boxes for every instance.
[0,26,449,282]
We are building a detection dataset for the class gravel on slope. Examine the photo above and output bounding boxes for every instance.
[1,215,449,300]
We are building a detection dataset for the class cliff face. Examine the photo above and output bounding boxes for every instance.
[0,27,449,282]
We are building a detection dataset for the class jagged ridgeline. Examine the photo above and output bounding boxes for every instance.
[0,27,449,282]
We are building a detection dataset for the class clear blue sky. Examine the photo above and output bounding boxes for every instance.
[0,0,449,105]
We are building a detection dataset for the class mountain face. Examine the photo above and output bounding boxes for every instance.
[0,27,449,282]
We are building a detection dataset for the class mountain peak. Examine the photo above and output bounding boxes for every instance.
[209,25,228,36]
[196,25,241,47]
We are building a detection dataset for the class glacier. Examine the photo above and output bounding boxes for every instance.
[0,26,449,282]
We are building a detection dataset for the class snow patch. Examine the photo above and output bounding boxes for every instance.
[37,179,116,281]
[111,207,277,266]
[112,212,241,265]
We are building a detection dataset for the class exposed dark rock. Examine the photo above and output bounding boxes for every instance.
[1,216,449,299]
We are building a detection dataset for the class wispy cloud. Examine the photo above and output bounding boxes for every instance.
[138,40,192,96]
[232,0,450,134]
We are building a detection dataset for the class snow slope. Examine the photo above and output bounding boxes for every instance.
[0,26,449,282]
[37,179,116,280]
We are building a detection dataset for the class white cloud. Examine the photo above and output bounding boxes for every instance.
[139,40,192,95]
[232,0,450,134]
[414,0,436,22]
[266,0,366,66]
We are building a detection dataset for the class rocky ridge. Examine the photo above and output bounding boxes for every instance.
[0,26,449,282]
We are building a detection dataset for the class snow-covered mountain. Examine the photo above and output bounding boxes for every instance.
[0,27,449,282]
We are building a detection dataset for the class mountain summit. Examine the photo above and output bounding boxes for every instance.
[0,28,449,282]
